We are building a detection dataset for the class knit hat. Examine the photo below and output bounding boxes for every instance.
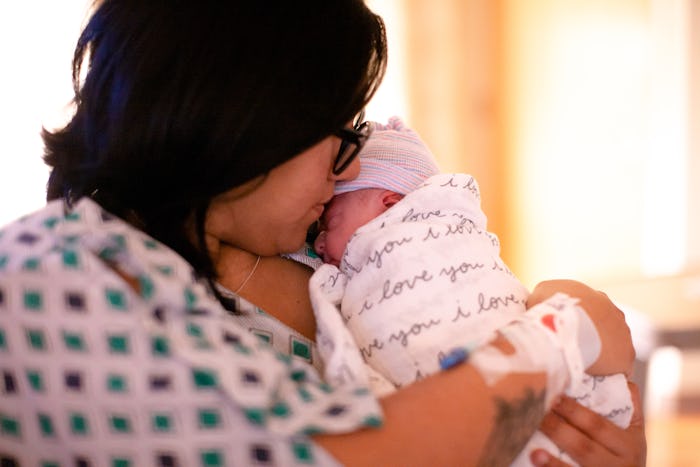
[334,116,440,195]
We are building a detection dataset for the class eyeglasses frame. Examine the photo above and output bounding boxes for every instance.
[332,111,370,175]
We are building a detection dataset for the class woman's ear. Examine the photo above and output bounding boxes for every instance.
[381,190,404,209]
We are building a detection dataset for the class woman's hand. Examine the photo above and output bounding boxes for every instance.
[528,279,635,376]
[530,381,647,466]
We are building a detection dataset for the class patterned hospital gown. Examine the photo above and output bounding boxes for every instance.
[0,198,381,467]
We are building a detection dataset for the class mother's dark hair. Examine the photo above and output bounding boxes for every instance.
[44,0,386,296]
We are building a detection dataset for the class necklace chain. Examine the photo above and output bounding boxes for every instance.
[234,255,261,294]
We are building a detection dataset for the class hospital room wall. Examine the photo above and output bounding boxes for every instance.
[370,0,696,288]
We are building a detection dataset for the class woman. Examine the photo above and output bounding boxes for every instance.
[0,0,644,465]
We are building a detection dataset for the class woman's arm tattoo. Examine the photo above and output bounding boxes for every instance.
[478,388,546,466]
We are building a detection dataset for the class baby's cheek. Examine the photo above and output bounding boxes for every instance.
[333,230,354,258]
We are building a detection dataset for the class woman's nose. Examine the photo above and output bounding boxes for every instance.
[314,230,327,256]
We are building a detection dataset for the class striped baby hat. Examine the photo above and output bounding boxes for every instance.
[334,116,440,195]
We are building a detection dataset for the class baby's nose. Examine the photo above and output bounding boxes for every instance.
[314,230,327,257]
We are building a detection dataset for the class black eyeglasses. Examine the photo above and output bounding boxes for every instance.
[332,111,371,175]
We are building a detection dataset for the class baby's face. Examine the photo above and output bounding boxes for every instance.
[313,189,386,266]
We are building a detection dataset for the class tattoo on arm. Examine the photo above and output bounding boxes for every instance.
[477,388,546,467]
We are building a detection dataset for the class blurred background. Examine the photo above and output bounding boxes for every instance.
[1,1,698,464]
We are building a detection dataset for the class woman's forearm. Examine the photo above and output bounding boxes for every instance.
[315,338,549,466]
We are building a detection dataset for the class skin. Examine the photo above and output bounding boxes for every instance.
[205,134,359,261]
[206,135,643,466]
[532,381,646,466]
[313,188,402,266]
[210,133,359,341]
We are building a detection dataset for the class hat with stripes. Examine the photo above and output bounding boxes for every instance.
[334,116,440,196]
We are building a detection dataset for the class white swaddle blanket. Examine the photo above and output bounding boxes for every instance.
[311,173,527,390]
[309,173,632,466]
